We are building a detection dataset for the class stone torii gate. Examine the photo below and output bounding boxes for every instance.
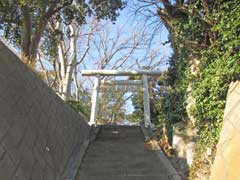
[81,70,162,128]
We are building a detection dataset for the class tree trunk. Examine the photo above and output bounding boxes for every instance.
[20,4,56,65]
[61,76,71,101]
[29,18,48,62]
[21,5,32,63]
[73,67,80,101]
[58,24,77,101]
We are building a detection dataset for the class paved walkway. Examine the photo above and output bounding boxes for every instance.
[76,125,175,180]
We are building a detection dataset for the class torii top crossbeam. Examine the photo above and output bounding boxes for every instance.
[81,70,162,76]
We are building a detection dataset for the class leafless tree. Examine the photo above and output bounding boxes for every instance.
[81,21,167,122]
[85,21,166,74]
[38,19,100,101]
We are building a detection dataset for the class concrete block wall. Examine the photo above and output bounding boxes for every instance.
[0,41,90,180]
[210,81,240,180]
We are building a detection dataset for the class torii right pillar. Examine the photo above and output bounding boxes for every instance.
[142,75,152,128]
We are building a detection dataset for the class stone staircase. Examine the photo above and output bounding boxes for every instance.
[76,125,173,180]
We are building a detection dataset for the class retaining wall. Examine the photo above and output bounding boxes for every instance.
[210,81,240,180]
[0,41,90,180]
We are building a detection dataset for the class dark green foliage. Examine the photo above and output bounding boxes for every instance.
[68,89,91,119]
[90,0,125,21]
[131,81,160,124]
[0,0,125,58]
[68,100,91,118]
[154,66,189,144]
[131,91,144,122]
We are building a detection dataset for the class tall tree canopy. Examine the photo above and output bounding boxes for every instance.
[0,0,124,63]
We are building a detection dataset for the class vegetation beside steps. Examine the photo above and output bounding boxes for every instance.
[148,1,240,179]
[68,101,91,121]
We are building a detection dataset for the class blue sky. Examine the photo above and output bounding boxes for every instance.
[78,1,173,116]
[81,5,172,69]
[79,1,173,87]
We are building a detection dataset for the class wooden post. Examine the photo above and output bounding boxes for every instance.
[89,76,100,126]
[143,75,151,128]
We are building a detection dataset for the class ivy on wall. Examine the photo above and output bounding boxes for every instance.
[156,0,240,145]
[190,0,240,145]
[153,0,240,177]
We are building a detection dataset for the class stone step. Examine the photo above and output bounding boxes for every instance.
[95,136,143,141]
[76,175,168,180]
[99,125,140,129]
[97,132,143,138]
[98,126,142,134]
[75,125,172,180]
[78,166,167,176]
[84,149,150,157]
[80,162,166,172]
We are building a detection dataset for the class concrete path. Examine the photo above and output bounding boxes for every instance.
[76,125,177,180]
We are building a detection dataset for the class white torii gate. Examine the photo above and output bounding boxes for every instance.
[81,70,162,128]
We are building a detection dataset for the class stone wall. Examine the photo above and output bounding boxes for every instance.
[0,41,90,180]
[171,121,197,179]
[210,81,240,180]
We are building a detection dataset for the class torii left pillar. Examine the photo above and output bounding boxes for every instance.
[89,76,100,126]
[143,75,151,128]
